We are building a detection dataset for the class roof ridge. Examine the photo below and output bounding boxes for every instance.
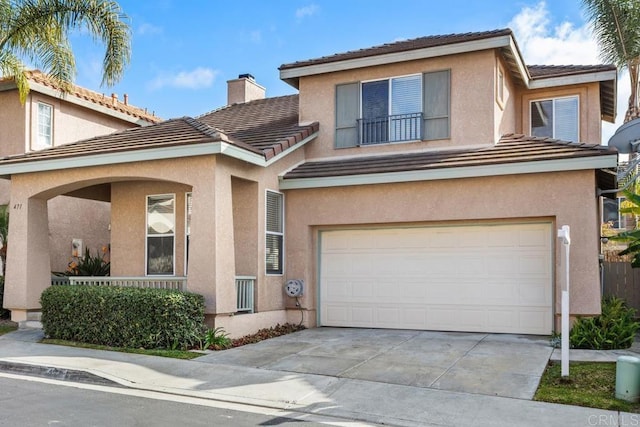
[196,94,299,118]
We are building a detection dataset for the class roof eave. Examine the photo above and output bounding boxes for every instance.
[279,34,524,88]
[0,80,157,126]
[0,130,319,176]
[279,154,618,190]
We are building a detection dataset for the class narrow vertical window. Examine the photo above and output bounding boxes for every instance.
[185,192,192,275]
[497,68,505,104]
[146,194,175,275]
[266,190,284,275]
[37,103,52,147]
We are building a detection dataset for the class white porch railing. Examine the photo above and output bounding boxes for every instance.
[53,276,187,291]
[236,276,255,313]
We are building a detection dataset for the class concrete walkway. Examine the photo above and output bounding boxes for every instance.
[0,328,635,427]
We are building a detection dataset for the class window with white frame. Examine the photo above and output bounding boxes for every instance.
[265,190,284,275]
[530,96,579,142]
[146,194,175,275]
[185,192,192,275]
[37,102,53,148]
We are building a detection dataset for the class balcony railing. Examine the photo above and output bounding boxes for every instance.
[236,276,255,313]
[51,276,187,291]
[358,112,423,145]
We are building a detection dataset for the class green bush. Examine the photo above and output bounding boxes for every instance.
[570,296,639,350]
[41,286,205,350]
[0,276,9,319]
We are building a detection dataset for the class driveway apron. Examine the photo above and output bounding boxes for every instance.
[198,327,553,400]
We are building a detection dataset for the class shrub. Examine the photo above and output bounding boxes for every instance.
[570,296,639,350]
[201,327,231,350]
[67,247,110,276]
[0,276,9,319]
[41,286,205,350]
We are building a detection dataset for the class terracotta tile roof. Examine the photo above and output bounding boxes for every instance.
[528,65,617,79]
[282,134,617,180]
[0,95,319,165]
[0,70,162,124]
[279,29,513,70]
[197,94,319,160]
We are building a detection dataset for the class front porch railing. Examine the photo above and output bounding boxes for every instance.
[236,276,255,313]
[52,276,187,291]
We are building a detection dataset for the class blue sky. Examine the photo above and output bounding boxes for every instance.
[67,0,623,141]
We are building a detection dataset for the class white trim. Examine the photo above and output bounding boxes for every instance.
[35,102,53,150]
[530,95,580,141]
[278,155,618,189]
[265,189,285,276]
[184,192,192,276]
[529,70,618,89]
[280,35,516,85]
[146,193,176,276]
[0,131,319,176]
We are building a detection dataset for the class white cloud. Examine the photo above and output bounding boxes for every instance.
[138,22,163,36]
[296,4,318,19]
[509,1,625,144]
[148,67,218,90]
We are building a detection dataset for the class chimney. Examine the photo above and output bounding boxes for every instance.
[111,93,118,106]
[227,73,265,105]
[123,94,129,105]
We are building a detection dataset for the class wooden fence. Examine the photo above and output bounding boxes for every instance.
[602,262,640,312]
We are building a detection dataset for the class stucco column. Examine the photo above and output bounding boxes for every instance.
[213,171,236,314]
[4,197,51,322]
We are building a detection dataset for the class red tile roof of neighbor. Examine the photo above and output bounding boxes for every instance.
[0,70,162,124]
[282,134,618,179]
[0,95,319,164]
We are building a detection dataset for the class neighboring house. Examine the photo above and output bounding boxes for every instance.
[0,70,161,273]
[0,29,619,336]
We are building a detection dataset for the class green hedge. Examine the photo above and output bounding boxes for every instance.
[41,286,205,350]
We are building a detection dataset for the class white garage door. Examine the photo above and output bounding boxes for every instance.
[319,223,553,335]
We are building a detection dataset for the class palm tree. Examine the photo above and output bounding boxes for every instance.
[0,0,131,103]
[582,0,640,123]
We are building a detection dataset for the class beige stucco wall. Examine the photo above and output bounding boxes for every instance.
[3,146,309,335]
[284,169,602,330]
[518,82,603,144]
[26,92,135,153]
[0,91,27,158]
[297,50,498,160]
[47,196,111,273]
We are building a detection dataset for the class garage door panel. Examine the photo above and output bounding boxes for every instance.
[320,223,553,334]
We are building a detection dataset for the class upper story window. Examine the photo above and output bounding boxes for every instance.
[530,96,579,142]
[37,102,53,148]
[335,70,450,148]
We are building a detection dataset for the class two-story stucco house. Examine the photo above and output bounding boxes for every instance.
[0,29,619,336]
[0,71,161,275]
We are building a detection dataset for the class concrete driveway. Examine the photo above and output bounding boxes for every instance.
[198,327,553,400]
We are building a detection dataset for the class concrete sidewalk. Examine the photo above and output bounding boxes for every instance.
[0,328,635,427]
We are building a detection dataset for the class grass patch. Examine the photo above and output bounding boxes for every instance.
[535,361,640,413]
[0,323,17,336]
[41,339,202,360]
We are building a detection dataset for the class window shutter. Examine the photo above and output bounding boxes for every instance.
[335,82,359,148]
[423,70,450,140]
[554,97,578,142]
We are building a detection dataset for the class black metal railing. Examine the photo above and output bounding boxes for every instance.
[358,112,423,145]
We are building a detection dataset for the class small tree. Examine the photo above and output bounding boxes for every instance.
[611,189,640,266]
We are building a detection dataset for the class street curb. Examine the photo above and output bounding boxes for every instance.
[0,360,123,387]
